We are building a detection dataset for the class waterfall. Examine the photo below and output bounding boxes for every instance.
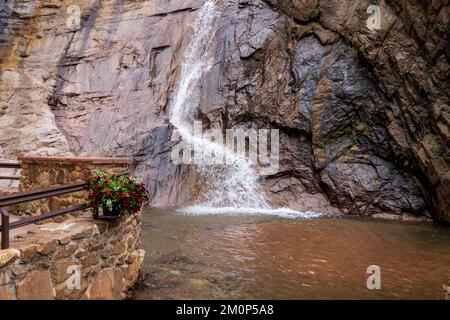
[170,0,321,218]
[170,0,269,210]
[170,0,217,131]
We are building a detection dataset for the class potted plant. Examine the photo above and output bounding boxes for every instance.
[86,171,149,218]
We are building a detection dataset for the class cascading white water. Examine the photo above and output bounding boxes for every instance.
[170,0,217,130]
[170,0,269,210]
[170,0,321,218]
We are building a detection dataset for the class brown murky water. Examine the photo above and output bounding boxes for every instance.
[133,208,450,300]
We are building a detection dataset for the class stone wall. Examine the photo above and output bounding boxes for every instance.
[14,156,132,217]
[0,213,144,300]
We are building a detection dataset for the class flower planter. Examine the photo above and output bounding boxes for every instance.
[93,205,120,220]
[86,171,149,219]
[101,204,120,218]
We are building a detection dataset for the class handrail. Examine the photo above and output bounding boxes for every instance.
[0,171,129,207]
[0,182,86,207]
[0,176,21,180]
[0,171,129,249]
[0,208,9,249]
[0,161,21,169]
[9,204,90,230]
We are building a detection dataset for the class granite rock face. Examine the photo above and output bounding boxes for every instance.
[0,0,202,208]
[0,0,448,221]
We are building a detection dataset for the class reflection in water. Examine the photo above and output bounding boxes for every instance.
[133,209,450,300]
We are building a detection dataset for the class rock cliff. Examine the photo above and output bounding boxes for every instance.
[0,0,449,222]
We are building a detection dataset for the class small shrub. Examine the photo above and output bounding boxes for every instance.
[317,142,326,150]
[423,134,441,154]
[309,4,322,21]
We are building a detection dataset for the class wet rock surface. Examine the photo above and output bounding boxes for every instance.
[0,0,448,221]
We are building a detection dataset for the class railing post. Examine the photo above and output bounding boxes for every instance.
[1,208,9,249]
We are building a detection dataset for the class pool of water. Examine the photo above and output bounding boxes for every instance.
[133,208,450,300]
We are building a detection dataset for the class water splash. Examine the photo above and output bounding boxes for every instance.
[178,206,323,219]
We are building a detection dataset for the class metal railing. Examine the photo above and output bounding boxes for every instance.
[0,172,128,249]
[0,161,21,181]
[0,161,21,169]
[0,182,88,249]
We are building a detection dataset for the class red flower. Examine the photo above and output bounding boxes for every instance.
[87,172,148,216]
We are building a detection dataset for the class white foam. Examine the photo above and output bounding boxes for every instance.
[177,206,323,219]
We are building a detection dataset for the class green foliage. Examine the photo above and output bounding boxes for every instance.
[342,38,359,58]
[86,171,149,217]
[347,44,358,58]
[422,134,450,166]
[317,142,326,150]
[427,135,440,153]
[343,126,353,135]
[334,123,354,140]
[309,4,322,21]
[430,141,441,153]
